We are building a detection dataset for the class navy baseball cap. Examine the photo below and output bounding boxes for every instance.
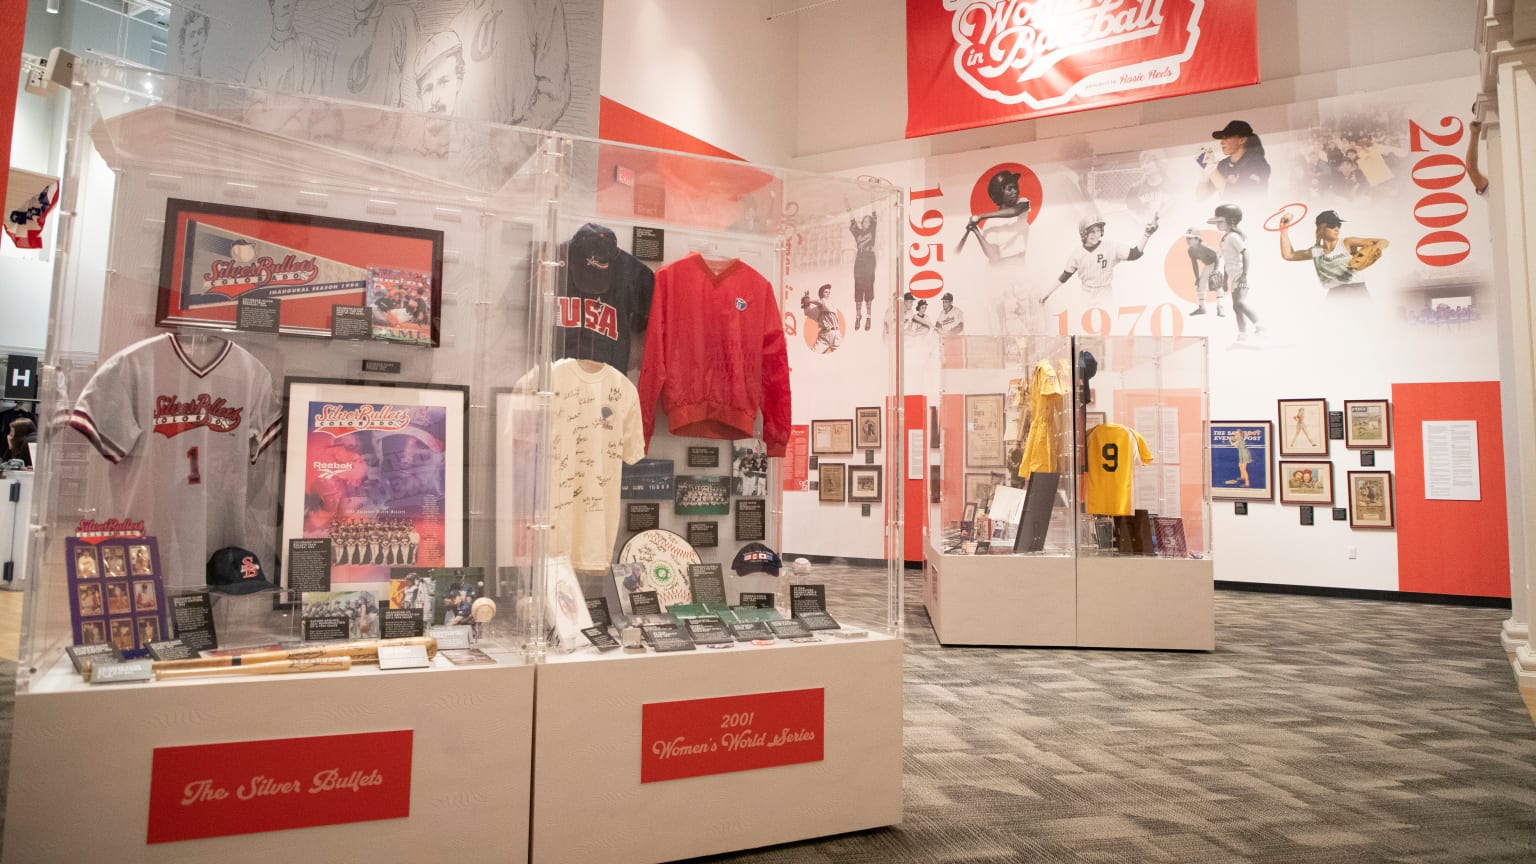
[731,543,782,577]
[1212,120,1255,139]
[206,547,277,595]
[1315,210,1345,227]
[567,223,619,295]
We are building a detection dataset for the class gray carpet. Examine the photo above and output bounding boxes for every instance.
[2,569,1533,863]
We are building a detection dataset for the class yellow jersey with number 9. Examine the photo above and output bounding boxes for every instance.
[1084,423,1155,516]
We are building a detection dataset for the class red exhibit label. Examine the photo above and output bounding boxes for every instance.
[906,0,1260,137]
[147,730,413,844]
[641,689,824,783]
[783,425,810,491]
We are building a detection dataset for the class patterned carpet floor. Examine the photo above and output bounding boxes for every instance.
[1,566,1532,862]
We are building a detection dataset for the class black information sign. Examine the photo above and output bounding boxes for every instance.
[735,499,766,542]
[303,616,350,642]
[362,359,402,374]
[1332,507,1348,521]
[737,592,774,609]
[626,502,660,532]
[689,564,727,606]
[147,639,196,661]
[1300,505,1315,526]
[728,620,774,641]
[630,590,662,616]
[1361,450,1376,467]
[582,626,621,651]
[645,623,697,652]
[1327,411,1345,440]
[236,297,280,332]
[286,539,332,592]
[330,304,373,340]
[632,226,665,262]
[684,617,733,645]
[1234,502,1248,516]
[790,584,827,615]
[381,608,424,639]
[686,521,719,548]
[767,618,813,640]
[686,446,720,468]
[586,597,612,629]
[796,609,841,631]
[169,592,218,652]
[2,354,39,401]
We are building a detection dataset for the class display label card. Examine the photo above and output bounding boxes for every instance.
[361,359,402,375]
[643,623,697,652]
[632,226,665,261]
[427,625,472,650]
[147,730,412,843]
[686,446,720,468]
[90,657,153,683]
[683,616,733,645]
[586,597,613,629]
[790,584,827,615]
[1328,411,1345,440]
[286,539,333,593]
[737,592,774,609]
[1300,505,1315,525]
[795,610,841,631]
[640,688,824,783]
[67,643,120,672]
[686,521,719,548]
[728,620,774,641]
[169,592,218,652]
[303,616,350,642]
[1234,502,1248,516]
[330,304,373,340]
[236,297,280,333]
[621,459,675,499]
[147,639,195,661]
[582,626,621,652]
[440,648,498,666]
[380,608,424,639]
[767,619,813,639]
[630,590,662,616]
[626,502,660,532]
[734,499,766,542]
[1332,507,1348,521]
[1361,450,1376,467]
[689,564,727,606]
[376,644,431,670]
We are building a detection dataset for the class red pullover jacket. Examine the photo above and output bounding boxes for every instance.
[638,254,791,456]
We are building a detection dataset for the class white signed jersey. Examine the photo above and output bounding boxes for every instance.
[69,334,281,589]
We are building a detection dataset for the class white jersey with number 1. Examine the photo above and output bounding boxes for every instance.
[68,334,282,589]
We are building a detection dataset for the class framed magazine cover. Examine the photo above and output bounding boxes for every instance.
[1278,460,1334,506]
[278,378,469,591]
[1210,421,1272,501]
[1343,399,1392,449]
[158,199,445,345]
[1277,398,1329,457]
[1348,471,1395,528]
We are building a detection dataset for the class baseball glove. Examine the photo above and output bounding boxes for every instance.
[1348,241,1383,271]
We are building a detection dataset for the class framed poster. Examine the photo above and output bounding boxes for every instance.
[1348,471,1395,528]
[848,465,883,502]
[818,463,846,502]
[158,199,445,345]
[964,394,1006,467]
[1210,421,1273,501]
[1277,398,1329,457]
[963,472,998,508]
[279,378,468,590]
[1278,460,1334,506]
[855,406,882,449]
[811,419,854,455]
[1344,400,1392,449]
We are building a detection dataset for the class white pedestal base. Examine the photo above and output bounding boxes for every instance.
[4,656,535,864]
[923,537,1076,646]
[531,636,903,864]
[1077,556,1215,650]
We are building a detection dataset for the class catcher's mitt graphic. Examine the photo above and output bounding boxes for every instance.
[1348,241,1384,271]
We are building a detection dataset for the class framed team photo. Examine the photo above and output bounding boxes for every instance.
[1277,398,1329,457]
[1278,460,1334,506]
[157,199,445,346]
[1348,471,1395,528]
[279,378,469,592]
[1210,421,1272,501]
[1344,400,1392,449]
[855,407,882,450]
[811,419,854,455]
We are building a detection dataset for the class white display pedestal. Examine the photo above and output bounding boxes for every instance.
[1077,556,1215,650]
[531,636,903,864]
[4,655,535,864]
[922,536,1076,646]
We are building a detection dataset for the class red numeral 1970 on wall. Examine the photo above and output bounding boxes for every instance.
[1407,116,1473,268]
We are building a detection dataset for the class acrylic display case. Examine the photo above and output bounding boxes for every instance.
[923,334,1212,650]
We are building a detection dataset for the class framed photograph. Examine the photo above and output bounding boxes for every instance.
[855,406,882,450]
[964,393,1006,467]
[1210,421,1273,501]
[848,465,883,502]
[818,463,846,502]
[1344,400,1392,449]
[1348,471,1395,528]
[963,472,997,508]
[675,475,731,515]
[158,198,445,345]
[280,378,469,590]
[811,419,854,455]
[1278,460,1334,506]
[1277,398,1329,457]
[1085,411,1107,432]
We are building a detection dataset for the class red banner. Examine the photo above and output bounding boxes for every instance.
[641,689,824,783]
[147,730,413,843]
[906,0,1260,138]
[783,425,810,491]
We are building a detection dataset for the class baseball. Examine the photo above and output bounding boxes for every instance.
[470,596,497,623]
[230,239,257,263]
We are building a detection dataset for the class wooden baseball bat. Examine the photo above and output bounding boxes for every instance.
[81,636,438,680]
[154,657,353,681]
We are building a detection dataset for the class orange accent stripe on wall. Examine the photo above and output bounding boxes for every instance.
[598,96,742,161]
[1392,381,1510,598]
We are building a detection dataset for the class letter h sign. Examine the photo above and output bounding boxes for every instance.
[4,355,39,401]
